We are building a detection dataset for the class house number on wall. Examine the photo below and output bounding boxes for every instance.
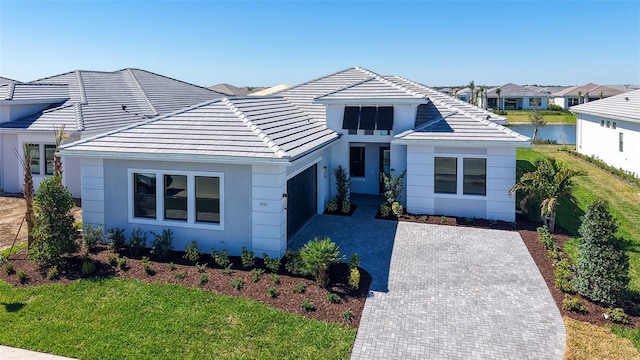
[259,202,268,207]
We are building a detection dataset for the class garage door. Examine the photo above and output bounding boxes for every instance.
[287,164,317,241]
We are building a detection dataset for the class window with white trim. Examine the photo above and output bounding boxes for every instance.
[26,143,56,175]
[463,158,487,195]
[129,169,223,228]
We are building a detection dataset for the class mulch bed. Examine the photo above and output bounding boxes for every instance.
[381,212,639,328]
[1,246,371,329]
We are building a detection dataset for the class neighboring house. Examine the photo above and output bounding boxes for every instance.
[453,87,472,102]
[250,84,290,96]
[208,83,267,96]
[0,69,224,196]
[551,83,626,109]
[59,67,529,258]
[572,89,640,176]
[483,83,551,110]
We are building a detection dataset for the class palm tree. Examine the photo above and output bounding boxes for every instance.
[53,125,70,181]
[13,144,35,249]
[510,158,582,232]
[495,88,502,111]
[468,80,475,104]
[528,106,546,143]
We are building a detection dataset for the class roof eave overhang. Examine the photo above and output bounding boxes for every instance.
[57,149,293,165]
[0,128,80,134]
[314,98,427,105]
[570,109,639,123]
[392,138,532,148]
[0,98,69,105]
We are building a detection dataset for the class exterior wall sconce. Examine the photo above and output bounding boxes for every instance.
[282,193,288,210]
[323,165,328,178]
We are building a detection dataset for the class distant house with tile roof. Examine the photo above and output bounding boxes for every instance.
[482,83,552,110]
[208,83,267,97]
[0,69,224,196]
[571,89,640,176]
[551,83,626,109]
[60,66,529,258]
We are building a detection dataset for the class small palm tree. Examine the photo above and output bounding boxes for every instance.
[13,144,35,249]
[495,88,502,111]
[510,158,582,232]
[53,125,70,181]
[300,237,345,287]
[468,80,475,104]
[528,106,546,143]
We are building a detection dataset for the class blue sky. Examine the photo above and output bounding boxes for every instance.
[1,0,639,87]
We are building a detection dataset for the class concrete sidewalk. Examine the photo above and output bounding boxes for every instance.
[0,345,75,360]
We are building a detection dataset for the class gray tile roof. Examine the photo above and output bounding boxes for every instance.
[486,83,548,97]
[570,89,640,123]
[208,83,266,97]
[0,76,21,84]
[551,83,625,97]
[0,83,68,101]
[1,69,224,132]
[60,66,528,162]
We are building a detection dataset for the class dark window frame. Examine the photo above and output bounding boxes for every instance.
[434,157,457,194]
[463,158,487,196]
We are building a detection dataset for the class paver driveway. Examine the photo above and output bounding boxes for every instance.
[289,201,566,359]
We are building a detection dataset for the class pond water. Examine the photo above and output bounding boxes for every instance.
[508,124,576,145]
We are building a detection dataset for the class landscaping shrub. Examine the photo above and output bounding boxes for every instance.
[263,253,281,273]
[333,166,350,204]
[284,249,308,276]
[30,176,78,266]
[573,199,629,306]
[537,226,556,251]
[81,224,102,253]
[108,253,119,266]
[381,169,406,208]
[301,300,316,312]
[141,256,153,275]
[241,247,255,268]
[106,227,126,252]
[230,278,244,290]
[251,268,264,282]
[117,256,128,271]
[198,274,209,285]
[195,262,207,273]
[342,309,353,324]
[341,200,351,214]
[440,216,447,224]
[150,229,174,260]
[563,149,640,188]
[379,203,390,217]
[81,259,96,276]
[270,274,280,284]
[391,202,403,217]
[168,262,176,271]
[221,265,232,275]
[349,253,360,269]
[46,265,59,280]
[128,228,147,256]
[295,283,306,294]
[4,261,15,275]
[17,270,28,284]
[211,249,230,268]
[605,308,631,324]
[183,240,201,263]
[300,237,345,287]
[349,268,361,290]
[326,199,338,213]
[174,271,186,280]
[267,286,278,298]
[326,293,340,304]
[562,295,588,313]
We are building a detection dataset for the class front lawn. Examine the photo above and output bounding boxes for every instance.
[505,110,576,124]
[0,278,355,359]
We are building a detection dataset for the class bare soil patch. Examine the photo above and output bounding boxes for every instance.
[0,194,82,250]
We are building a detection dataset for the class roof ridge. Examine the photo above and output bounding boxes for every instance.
[74,71,88,104]
[313,76,375,99]
[3,83,16,100]
[74,103,85,131]
[354,67,426,98]
[121,68,226,96]
[222,98,288,158]
[125,69,158,116]
[275,66,366,96]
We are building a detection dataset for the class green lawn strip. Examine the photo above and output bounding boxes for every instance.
[505,110,576,124]
[0,242,27,257]
[611,326,640,350]
[0,278,355,359]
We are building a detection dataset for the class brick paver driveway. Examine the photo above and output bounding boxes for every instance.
[289,201,566,359]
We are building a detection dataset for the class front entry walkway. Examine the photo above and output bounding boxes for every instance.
[289,197,566,359]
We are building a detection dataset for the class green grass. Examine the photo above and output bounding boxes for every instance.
[0,278,355,359]
[0,242,27,258]
[505,110,576,124]
[518,145,640,350]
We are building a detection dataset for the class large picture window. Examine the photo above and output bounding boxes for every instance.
[434,157,457,194]
[350,147,365,177]
[463,158,487,195]
[130,169,223,228]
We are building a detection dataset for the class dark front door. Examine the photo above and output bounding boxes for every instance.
[286,164,317,241]
[379,147,390,193]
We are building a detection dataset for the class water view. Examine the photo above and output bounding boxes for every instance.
[508,124,576,144]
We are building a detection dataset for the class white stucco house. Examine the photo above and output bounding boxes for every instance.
[572,89,640,176]
[59,67,530,258]
[482,83,551,110]
[0,69,224,197]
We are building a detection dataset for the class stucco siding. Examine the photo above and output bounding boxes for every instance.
[103,159,252,254]
[577,114,640,175]
[1,134,18,192]
[252,164,286,258]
